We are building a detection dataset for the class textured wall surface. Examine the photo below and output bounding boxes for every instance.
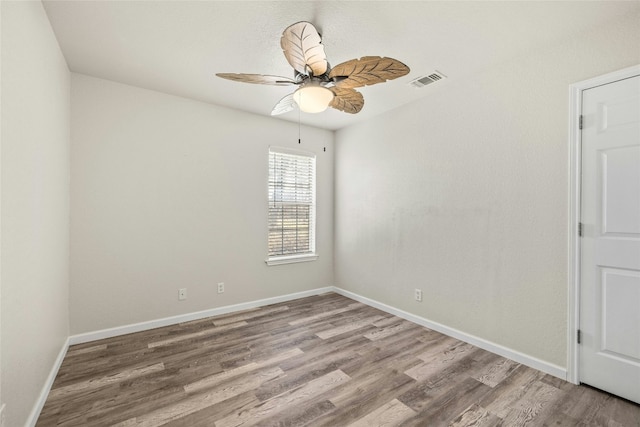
[334,12,640,368]
[70,74,334,334]
[1,2,70,426]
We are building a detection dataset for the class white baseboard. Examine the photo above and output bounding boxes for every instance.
[69,285,566,379]
[69,287,333,345]
[26,336,69,427]
[31,285,566,425]
[331,287,567,380]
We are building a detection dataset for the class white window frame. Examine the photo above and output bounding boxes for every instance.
[266,146,318,266]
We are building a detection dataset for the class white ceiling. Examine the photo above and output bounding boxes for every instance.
[42,1,638,131]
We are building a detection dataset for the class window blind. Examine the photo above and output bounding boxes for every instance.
[268,148,316,258]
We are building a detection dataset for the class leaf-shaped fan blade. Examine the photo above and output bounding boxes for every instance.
[329,56,410,89]
[280,22,328,77]
[216,73,296,86]
[329,87,364,114]
[271,93,296,116]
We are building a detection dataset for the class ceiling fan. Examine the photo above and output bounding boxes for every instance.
[216,21,410,115]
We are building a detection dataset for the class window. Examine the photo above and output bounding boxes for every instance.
[267,147,317,265]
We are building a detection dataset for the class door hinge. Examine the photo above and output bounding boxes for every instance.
[578,222,583,237]
[579,115,583,130]
[577,329,582,344]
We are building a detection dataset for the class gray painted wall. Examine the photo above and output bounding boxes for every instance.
[334,11,640,369]
[70,74,334,334]
[1,2,70,426]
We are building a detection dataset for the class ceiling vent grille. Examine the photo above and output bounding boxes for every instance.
[409,71,446,88]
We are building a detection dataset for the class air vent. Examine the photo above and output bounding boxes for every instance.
[409,71,447,88]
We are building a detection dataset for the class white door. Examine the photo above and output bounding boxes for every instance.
[580,74,640,404]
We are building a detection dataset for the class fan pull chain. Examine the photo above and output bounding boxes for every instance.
[298,106,301,144]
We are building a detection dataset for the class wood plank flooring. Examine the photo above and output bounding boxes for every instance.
[36,293,640,426]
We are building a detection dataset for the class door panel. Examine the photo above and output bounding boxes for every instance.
[601,268,640,361]
[580,74,640,404]
[601,146,640,234]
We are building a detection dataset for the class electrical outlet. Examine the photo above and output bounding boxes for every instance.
[414,288,422,302]
[178,288,187,300]
[217,282,224,294]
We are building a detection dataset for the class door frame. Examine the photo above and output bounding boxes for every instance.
[567,64,640,385]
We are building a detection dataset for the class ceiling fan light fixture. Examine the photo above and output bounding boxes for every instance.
[293,85,334,113]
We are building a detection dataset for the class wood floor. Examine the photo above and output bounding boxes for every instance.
[37,293,640,427]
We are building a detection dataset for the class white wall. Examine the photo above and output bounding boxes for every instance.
[70,74,334,334]
[334,12,640,369]
[1,2,70,426]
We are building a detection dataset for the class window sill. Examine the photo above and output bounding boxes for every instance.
[265,254,318,266]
